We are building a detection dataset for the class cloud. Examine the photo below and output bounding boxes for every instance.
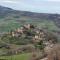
[47,0,60,2]
[0,0,60,13]
[0,0,19,4]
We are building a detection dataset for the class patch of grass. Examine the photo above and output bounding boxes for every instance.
[0,17,60,33]
[0,53,31,60]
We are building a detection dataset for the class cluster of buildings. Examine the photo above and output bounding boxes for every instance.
[2,24,57,55]
[8,24,56,46]
[11,24,35,37]
[9,24,47,44]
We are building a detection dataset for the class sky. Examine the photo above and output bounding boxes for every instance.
[0,0,60,13]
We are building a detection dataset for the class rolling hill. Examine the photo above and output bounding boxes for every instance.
[0,5,60,33]
[0,5,60,20]
[0,6,60,60]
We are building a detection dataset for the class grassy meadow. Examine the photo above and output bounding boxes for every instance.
[0,16,60,33]
[0,53,31,60]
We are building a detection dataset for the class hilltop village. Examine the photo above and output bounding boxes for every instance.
[10,24,57,43]
[0,24,59,60]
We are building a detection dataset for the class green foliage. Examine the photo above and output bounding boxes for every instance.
[14,16,20,18]
[0,53,31,60]
[0,17,60,33]
[35,40,45,50]
[36,45,44,50]
[1,34,32,45]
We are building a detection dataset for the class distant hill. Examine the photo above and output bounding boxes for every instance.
[0,5,60,34]
[0,5,60,20]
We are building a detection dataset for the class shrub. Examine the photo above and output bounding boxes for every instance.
[47,44,60,60]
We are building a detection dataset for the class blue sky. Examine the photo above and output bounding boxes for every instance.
[0,0,60,13]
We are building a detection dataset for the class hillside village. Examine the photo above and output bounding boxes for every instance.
[0,24,60,60]
[12,24,56,41]
[0,5,60,60]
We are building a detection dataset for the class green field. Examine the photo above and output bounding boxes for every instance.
[0,16,60,60]
[0,53,31,60]
[0,17,60,33]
